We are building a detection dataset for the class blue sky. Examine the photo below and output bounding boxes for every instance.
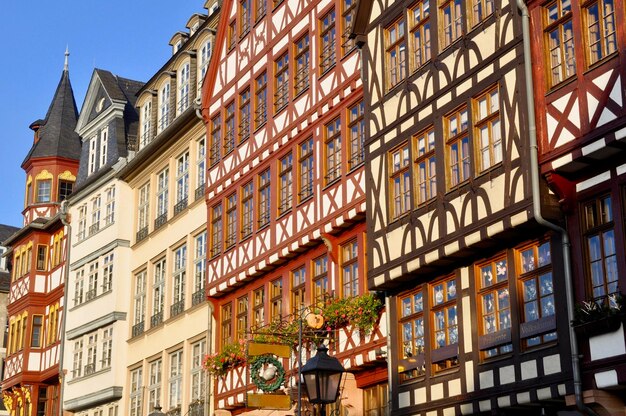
[0,1,206,228]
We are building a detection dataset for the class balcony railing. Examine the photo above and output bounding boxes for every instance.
[132,321,145,337]
[192,289,205,306]
[85,288,97,301]
[89,222,100,236]
[136,226,149,242]
[174,198,188,216]
[158,113,171,132]
[178,95,190,114]
[154,212,168,230]
[170,299,185,318]
[84,363,96,376]
[140,128,153,149]
[195,184,205,201]
[151,311,164,327]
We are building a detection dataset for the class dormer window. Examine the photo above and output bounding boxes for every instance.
[141,101,153,148]
[158,83,171,133]
[36,179,52,203]
[178,63,190,114]
[100,127,108,167]
[88,137,97,175]
[198,40,212,93]
[175,41,183,53]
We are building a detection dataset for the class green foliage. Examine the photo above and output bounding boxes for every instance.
[572,292,624,326]
[322,292,384,335]
[202,339,247,376]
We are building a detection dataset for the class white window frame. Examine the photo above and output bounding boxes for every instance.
[196,137,206,196]
[87,261,99,301]
[198,40,212,94]
[130,368,143,416]
[153,258,166,323]
[141,101,153,149]
[101,327,113,369]
[102,253,114,293]
[72,340,83,378]
[104,186,115,225]
[176,152,189,205]
[172,245,187,313]
[191,339,207,402]
[134,270,147,327]
[100,127,108,167]
[78,204,87,241]
[74,269,85,307]
[158,82,171,133]
[157,168,169,219]
[91,196,101,234]
[138,182,150,232]
[89,137,97,175]
[148,359,162,410]
[178,62,190,114]
[169,350,183,409]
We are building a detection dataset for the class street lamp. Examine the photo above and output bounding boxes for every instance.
[148,406,166,416]
[301,345,345,416]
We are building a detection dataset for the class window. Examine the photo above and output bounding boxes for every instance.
[52,232,63,267]
[241,181,254,238]
[275,53,289,111]
[519,241,555,347]
[152,258,166,327]
[228,21,237,50]
[47,305,59,345]
[89,138,97,175]
[544,0,575,87]
[87,261,99,301]
[364,383,388,416]
[298,138,314,202]
[474,87,501,172]
[584,0,616,66]
[193,232,207,306]
[133,271,147,336]
[138,183,150,239]
[221,303,233,346]
[312,256,328,306]
[74,270,84,306]
[258,169,271,228]
[100,128,108,166]
[130,368,143,416]
[255,0,267,21]
[255,72,267,128]
[414,127,436,204]
[583,196,617,301]
[399,289,425,380]
[324,118,342,184]
[225,101,235,154]
[239,89,251,142]
[446,107,470,188]
[341,240,359,297]
[320,9,336,73]
[226,193,237,248]
[178,62,190,113]
[471,0,494,26]
[385,19,407,89]
[410,0,431,70]
[36,245,47,271]
[348,101,365,169]
[237,295,248,340]
[253,287,265,328]
[148,359,162,411]
[294,35,310,95]
[199,40,212,94]
[78,204,87,241]
[158,82,171,132]
[279,153,293,215]
[58,180,73,201]
[270,278,283,321]
[141,101,153,148]
[102,253,113,293]
[176,152,190,212]
[341,0,356,54]
[291,266,306,314]
[196,138,206,198]
[31,315,43,348]
[477,256,512,359]
[101,327,113,368]
[440,0,463,48]
[172,245,186,317]
[72,340,83,378]
[210,115,222,166]
[210,204,223,257]
[36,179,52,203]
[156,168,169,226]
[90,196,101,235]
[104,186,115,225]
[169,350,183,409]
[240,0,251,35]
[431,276,458,371]
[389,143,411,219]
[86,334,97,375]
[191,340,207,402]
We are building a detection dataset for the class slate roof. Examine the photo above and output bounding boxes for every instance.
[95,69,143,107]
[22,68,82,166]
[0,224,19,244]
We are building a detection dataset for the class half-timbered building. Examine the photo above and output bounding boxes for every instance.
[1,53,81,416]
[118,3,218,416]
[199,0,388,412]
[352,0,580,413]
[529,0,626,413]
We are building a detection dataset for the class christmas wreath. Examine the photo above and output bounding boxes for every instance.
[250,355,285,392]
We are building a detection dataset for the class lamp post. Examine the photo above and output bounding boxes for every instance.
[301,345,345,416]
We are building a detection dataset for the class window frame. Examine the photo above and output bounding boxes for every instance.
[294,34,310,95]
[255,72,268,129]
[278,152,293,215]
[414,127,436,205]
[275,52,290,112]
[473,86,502,173]
[324,117,342,185]
[389,142,411,219]
[320,9,337,75]
[385,18,407,90]
[445,106,471,189]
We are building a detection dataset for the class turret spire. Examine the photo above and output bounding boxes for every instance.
[64,46,69,72]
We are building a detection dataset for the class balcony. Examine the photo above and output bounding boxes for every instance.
[178,95,189,114]
[84,363,96,376]
[154,212,168,230]
[151,311,164,328]
[85,288,97,301]
[136,226,149,243]
[174,198,188,216]
[88,222,100,236]
[132,321,145,337]
[195,184,205,201]
[170,299,185,318]
[192,289,205,306]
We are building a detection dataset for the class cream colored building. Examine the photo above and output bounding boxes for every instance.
[117,3,218,416]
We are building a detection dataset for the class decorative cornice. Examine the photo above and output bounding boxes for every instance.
[66,311,126,340]
[63,386,123,411]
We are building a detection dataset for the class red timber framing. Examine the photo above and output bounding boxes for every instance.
[530,0,626,412]
[200,0,387,411]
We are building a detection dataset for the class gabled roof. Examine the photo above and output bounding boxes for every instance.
[95,69,143,106]
[0,224,20,244]
[22,67,82,167]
